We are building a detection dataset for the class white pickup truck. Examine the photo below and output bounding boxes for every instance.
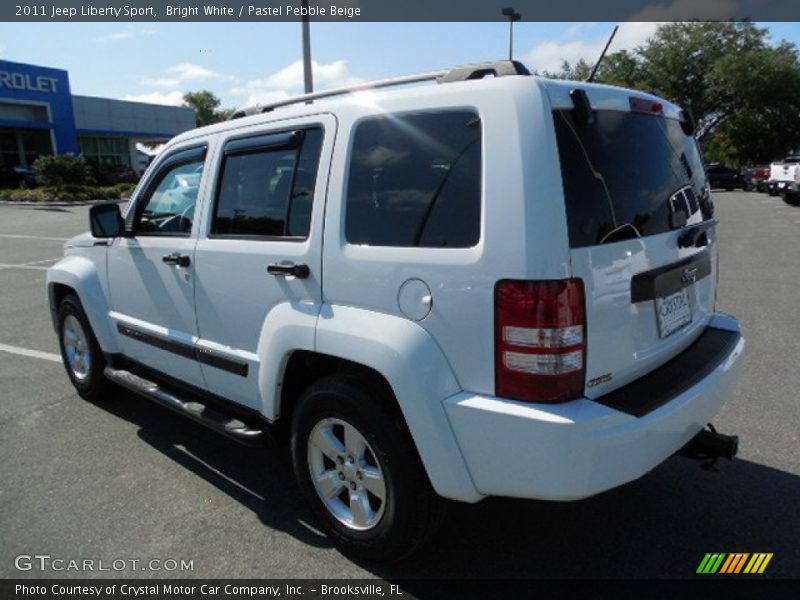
[46,61,745,561]
[766,156,800,203]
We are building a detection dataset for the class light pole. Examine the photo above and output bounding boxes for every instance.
[301,0,313,97]
[501,7,521,61]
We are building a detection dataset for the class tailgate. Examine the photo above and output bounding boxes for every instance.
[770,161,800,182]
[548,84,717,398]
[571,231,716,398]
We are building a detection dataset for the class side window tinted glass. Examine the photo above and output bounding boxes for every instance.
[345,110,481,248]
[213,128,323,238]
[287,128,322,237]
[136,159,204,235]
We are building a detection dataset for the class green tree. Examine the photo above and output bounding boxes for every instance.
[540,58,593,81]
[182,90,234,127]
[705,42,800,163]
[594,49,641,88]
[543,22,800,164]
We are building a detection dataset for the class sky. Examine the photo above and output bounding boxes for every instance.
[1,22,799,110]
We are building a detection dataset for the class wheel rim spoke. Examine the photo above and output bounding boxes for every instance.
[311,425,345,462]
[360,466,385,501]
[344,423,367,461]
[315,470,345,499]
[349,490,373,528]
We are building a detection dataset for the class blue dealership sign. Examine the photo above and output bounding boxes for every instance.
[0,59,78,154]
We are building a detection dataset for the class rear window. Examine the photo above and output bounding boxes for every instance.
[345,110,481,248]
[553,109,711,248]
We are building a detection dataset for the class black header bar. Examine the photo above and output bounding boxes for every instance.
[4,0,800,22]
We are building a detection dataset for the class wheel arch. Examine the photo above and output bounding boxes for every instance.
[46,256,119,354]
[274,304,482,503]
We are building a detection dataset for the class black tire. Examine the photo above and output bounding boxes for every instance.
[291,374,445,562]
[769,188,778,196]
[784,191,800,206]
[57,294,111,401]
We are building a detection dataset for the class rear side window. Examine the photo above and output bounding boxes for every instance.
[345,110,481,248]
[213,128,322,238]
[553,109,711,248]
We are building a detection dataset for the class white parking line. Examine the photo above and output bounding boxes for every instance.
[0,264,49,271]
[22,258,60,265]
[0,234,69,241]
[0,343,61,362]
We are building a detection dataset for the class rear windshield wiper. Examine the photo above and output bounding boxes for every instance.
[600,223,641,244]
[557,111,619,231]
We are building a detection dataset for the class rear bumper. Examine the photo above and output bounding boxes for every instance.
[768,179,798,191]
[443,313,745,501]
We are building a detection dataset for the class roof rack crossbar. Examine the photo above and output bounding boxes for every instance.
[437,60,530,83]
[230,70,447,119]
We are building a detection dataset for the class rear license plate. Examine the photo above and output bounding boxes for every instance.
[655,288,692,338]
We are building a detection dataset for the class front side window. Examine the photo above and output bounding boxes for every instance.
[345,110,482,248]
[135,153,205,235]
[212,128,323,238]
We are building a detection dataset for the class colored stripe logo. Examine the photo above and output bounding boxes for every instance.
[697,553,773,574]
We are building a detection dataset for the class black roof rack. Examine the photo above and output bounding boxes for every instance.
[437,60,530,83]
[229,60,531,120]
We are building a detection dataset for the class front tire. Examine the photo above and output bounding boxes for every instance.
[57,294,111,400]
[291,375,445,562]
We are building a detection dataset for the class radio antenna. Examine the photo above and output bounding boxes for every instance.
[587,25,619,83]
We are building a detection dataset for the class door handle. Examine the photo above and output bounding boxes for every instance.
[678,224,712,249]
[267,263,310,279]
[162,253,191,267]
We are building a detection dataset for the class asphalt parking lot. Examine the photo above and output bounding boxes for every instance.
[0,192,798,582]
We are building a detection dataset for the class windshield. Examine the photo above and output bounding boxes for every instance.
[553,109,711,248]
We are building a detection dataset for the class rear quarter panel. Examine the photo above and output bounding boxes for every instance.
[321,77,572,397]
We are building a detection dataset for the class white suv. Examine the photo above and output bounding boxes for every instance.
[47,61,745,561]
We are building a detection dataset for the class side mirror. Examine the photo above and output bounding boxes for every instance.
[89,203,125,238]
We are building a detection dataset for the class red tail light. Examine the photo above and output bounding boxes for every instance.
[629,97,663,116]
[495,279,586,403]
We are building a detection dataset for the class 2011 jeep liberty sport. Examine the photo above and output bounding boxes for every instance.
[47,61,745,561]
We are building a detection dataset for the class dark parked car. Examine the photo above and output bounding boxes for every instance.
[706,165,745,191]
[0,164,37,189]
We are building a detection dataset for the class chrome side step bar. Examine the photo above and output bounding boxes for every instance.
[104,367,265,446]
